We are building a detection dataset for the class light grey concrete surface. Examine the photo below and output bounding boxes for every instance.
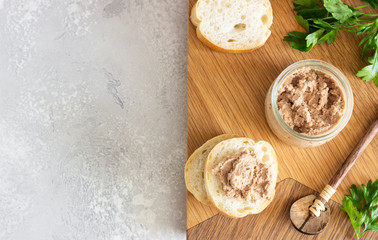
[0,0,187,239]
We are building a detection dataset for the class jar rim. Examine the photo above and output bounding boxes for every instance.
[270,59,354,141]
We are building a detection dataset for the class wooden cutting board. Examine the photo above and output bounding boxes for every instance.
[186,0,378,239]
[187,178,377,239]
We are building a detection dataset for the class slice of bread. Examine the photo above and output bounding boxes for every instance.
[191,0,273,53]
[204,138,278,218]
[185,134,238,205]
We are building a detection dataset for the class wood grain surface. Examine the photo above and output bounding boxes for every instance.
[186,0,378,237]
[328,117,378,189]
[187,178,377,239]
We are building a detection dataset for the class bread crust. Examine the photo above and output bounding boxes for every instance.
[196,28,268,53]
[190,2,201,27]
[185,134,238,206]
[190,0,273,53]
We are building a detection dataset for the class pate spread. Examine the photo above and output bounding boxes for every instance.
[212,150,273,202]
[277,68,345,136]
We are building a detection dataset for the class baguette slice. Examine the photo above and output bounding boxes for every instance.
[191,0,273,53]
[204,138,278,218]
[185,134,238,205]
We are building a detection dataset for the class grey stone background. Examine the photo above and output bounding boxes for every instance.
[0,0,187,239]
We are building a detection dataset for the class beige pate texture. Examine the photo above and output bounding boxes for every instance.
[212,150,273,203]
[277,68,345,136]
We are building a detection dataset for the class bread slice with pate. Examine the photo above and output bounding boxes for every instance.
[185,134,238,205]
[204,138,278,218]
[190,0,273,53]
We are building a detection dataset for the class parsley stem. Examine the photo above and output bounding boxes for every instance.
[322,17,335,20]
[354,227,361,240]
[340,28,356,33]
[358,17,378,22]
[354,4,369,10]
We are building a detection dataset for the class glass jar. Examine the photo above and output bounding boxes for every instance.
[265,59,354,148]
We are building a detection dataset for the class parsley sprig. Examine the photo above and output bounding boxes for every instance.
[340,179,378,240]
[284,0,378,86]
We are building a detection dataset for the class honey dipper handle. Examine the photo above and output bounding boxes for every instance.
[309,117,378,217]
[328,117,378,190]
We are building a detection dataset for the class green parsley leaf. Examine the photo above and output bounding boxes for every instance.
[305,29,325,47]
[349,184,364,210]
[284,31,312,52]
[296,15,310,31]
[363,179,378,208]
[312,19,337,30]
[323,0,355,23]
[340,179,378,240]
[357,53,378,85]
[296,7,328,19]
[318,30,337,44]
[294,0,319,10]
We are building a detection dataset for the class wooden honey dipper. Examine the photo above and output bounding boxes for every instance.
[290,117,378,235]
